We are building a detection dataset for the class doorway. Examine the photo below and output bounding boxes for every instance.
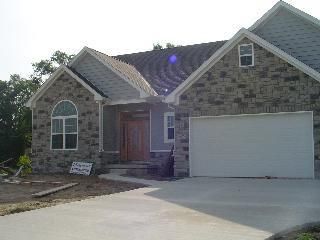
[120,111,150,161]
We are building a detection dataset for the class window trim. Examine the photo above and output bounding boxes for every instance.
[164,112,175,143]
[238,43,254,67]
[51,100,78,151]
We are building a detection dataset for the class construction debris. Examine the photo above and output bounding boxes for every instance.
[32,183,79,198]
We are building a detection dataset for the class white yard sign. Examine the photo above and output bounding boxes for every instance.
[70,162,93,175]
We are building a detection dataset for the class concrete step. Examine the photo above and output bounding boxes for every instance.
[107,163,158,176]
[109,169,128,174]
[108,164,155,169]
[125,161,151,165]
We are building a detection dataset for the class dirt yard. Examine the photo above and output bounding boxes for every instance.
[0,174,146,216]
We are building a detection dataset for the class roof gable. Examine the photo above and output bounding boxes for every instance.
[69,47,157,98]
[26,65,105,108]
[249,1,320,31]
[73,53,141,101]
[252,5,320,72]
[165,28,320,104]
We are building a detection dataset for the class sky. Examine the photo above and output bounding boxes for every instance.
[0,0,320,81]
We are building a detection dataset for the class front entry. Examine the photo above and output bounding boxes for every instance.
[120,112,150,161]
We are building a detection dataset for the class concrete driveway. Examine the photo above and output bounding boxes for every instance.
[0,177,320,240]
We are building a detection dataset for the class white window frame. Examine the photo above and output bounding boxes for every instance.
[164,112,175,143]
[51,100,78,150]
[238,43,254,67]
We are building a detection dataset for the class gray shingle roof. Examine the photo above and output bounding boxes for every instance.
[88,48,157,96]
[114,41,226,96]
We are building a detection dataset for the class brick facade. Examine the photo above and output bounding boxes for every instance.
[32,73,102,173]
[175,38,320,178]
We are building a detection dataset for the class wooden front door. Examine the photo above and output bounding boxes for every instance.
[120,112,149,161]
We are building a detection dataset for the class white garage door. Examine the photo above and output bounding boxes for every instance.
[190,112,314,178]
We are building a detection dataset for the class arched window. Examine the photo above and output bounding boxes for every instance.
[51,100,78,150]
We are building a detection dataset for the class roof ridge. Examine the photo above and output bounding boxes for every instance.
[88,47,136,68]
[114,40,227,57]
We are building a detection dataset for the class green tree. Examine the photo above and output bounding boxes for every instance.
[31,50,74,84]
[0,75,37,162]
[153,43,164,50]
[166,43,176,48]
[153,42,181,50]
[0,50,74,164]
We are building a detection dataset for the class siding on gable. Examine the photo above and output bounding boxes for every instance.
[253,7,320,72]
[74,53,140,101]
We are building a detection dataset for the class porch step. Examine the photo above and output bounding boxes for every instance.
[109,169,128,175]
[107,163,158,176]
[123,161,151,165]
[108,164,154,169]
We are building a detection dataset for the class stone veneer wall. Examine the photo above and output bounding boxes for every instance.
[32,72,102,173]
[175,38,320,178]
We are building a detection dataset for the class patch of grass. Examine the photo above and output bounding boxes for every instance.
[7,206,34,214]
[1,200,76,216]
[296,233,316,240]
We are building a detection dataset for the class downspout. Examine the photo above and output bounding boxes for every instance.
[167,102,176,158]
[31,107,34,154]
[98,101,104,152]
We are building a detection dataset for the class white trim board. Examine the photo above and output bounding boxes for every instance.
[26,65,104,108]
[98,100,104,152]
[149,108,152,153]
[189,110,313,120]
[108,99,146,106]
[165,28,320,105]
[249,1,320,31]
[69,47,157,98]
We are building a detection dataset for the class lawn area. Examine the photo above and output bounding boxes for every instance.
[268,223,320,240]
[0,174,146,216]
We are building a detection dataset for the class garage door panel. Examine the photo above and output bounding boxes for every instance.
[190,112,314,178]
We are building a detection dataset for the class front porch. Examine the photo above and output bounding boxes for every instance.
[101,102,174,176]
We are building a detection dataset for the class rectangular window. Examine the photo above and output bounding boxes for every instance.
[164,112,175,143]
[51,117,77,150]
[52,134,63,149]
[65,134,77,149]
[239,43,254,67]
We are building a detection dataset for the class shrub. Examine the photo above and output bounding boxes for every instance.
[17,155,32,176]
